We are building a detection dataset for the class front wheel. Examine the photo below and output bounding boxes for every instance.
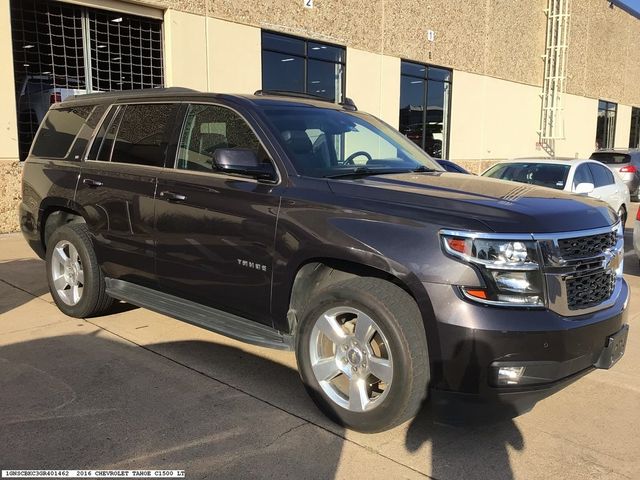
[295,277,429,432]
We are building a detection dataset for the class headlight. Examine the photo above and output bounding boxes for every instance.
[440,232,545,307]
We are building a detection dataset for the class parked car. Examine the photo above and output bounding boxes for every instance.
[590,149,640,201]
[16,74,92,160]
[20,89,629,432]
[436,159,472,174]
[482,158,630,224]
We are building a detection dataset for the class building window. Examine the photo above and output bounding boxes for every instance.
[10,0,164,160]
[261,31,345,102]
[399,61,452,159]
[595,100,617,150]
[629,107,640,148]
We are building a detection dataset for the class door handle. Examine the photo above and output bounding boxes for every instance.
[82,178,103,187]
[160,191,187,202]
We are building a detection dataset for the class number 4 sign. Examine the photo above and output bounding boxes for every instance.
[304,0,313,8]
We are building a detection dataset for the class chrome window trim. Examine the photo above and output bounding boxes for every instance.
[440,222,620,242]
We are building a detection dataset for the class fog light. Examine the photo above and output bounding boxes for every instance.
[497,366,525,385]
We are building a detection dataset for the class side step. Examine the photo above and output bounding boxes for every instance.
[105,278,294,351]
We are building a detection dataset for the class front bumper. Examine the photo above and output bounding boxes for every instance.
[423,279,629,412]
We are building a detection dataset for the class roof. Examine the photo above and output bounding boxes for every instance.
[60,87,356,112]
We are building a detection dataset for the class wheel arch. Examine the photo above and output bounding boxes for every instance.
[284,256,441,378]
[39,199,86,251]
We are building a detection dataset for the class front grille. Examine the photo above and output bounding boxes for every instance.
[566,270,616,310]
[557,231,616,259]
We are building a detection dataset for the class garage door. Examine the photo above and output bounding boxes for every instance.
[10,0,164,160]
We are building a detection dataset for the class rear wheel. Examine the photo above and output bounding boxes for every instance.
[295,277,429,432]
[46,223,113,318]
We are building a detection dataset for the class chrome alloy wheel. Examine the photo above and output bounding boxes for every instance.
[50,240,84,306]
[309,306,393,412]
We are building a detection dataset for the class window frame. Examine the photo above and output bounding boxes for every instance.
[629,106,640,149]
[84,101,180,169]
[399,59,453,159]
[170,101,282,185]
[261,30,346,103]
[596,100,618,150]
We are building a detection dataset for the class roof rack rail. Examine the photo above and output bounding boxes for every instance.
[253,89,357,111]
[66,87,199,102]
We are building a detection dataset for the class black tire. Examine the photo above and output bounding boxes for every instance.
[618,205,627,227]
[46,223,114,318]
[295,277,429,432]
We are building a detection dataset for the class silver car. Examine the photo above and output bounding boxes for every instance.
[590,149,640,201]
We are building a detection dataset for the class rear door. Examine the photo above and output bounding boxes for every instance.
[154,102,281,325]
[75,102,181,288]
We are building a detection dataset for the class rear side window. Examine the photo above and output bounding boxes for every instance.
[588,163,615,187]
[67,104,108,160]
[87,106,123,161]
[31,106,93,158]
[111,104,179,167]
[590,152,631,165]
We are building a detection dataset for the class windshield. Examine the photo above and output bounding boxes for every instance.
[262,106,442,177]
[483,162,571,190]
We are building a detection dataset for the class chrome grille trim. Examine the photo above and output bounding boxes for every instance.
[533,222,624,317]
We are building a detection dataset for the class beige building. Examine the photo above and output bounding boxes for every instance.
[1,0,640,232]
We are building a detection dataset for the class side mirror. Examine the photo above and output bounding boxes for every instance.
[213,148,277,182]
[574,182,595,194]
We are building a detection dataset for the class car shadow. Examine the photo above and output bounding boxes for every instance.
[0,333,345,479]
[0,259,50,314]
[1,331,529,478]
[406,338,524,480]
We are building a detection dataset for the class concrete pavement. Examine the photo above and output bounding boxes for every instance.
[1,204,638,479]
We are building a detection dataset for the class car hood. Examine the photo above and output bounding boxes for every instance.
[327,172,617,233]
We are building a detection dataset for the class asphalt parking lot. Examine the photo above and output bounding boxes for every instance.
[1,203,638,480]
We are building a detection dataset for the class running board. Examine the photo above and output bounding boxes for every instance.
[105,278,293,351]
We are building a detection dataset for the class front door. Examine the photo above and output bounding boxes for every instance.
[154,103,281,325]
[75,102,180,287]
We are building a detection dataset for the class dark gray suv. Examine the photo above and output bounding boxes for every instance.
[20,88,629,432]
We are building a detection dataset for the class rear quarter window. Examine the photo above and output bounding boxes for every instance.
[31,106,94,158]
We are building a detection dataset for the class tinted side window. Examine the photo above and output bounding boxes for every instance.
[111,104,179,167]
[31,106,93,158]
[588,163,614,187]
[68,104,108,160]
[572,164,594,189]
[177,104,267,172]
[87,106,124,162]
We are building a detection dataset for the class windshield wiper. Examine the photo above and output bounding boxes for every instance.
[324,165,435,179]
[411,165,437,173]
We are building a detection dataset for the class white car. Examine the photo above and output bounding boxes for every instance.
[482,158,631,224]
